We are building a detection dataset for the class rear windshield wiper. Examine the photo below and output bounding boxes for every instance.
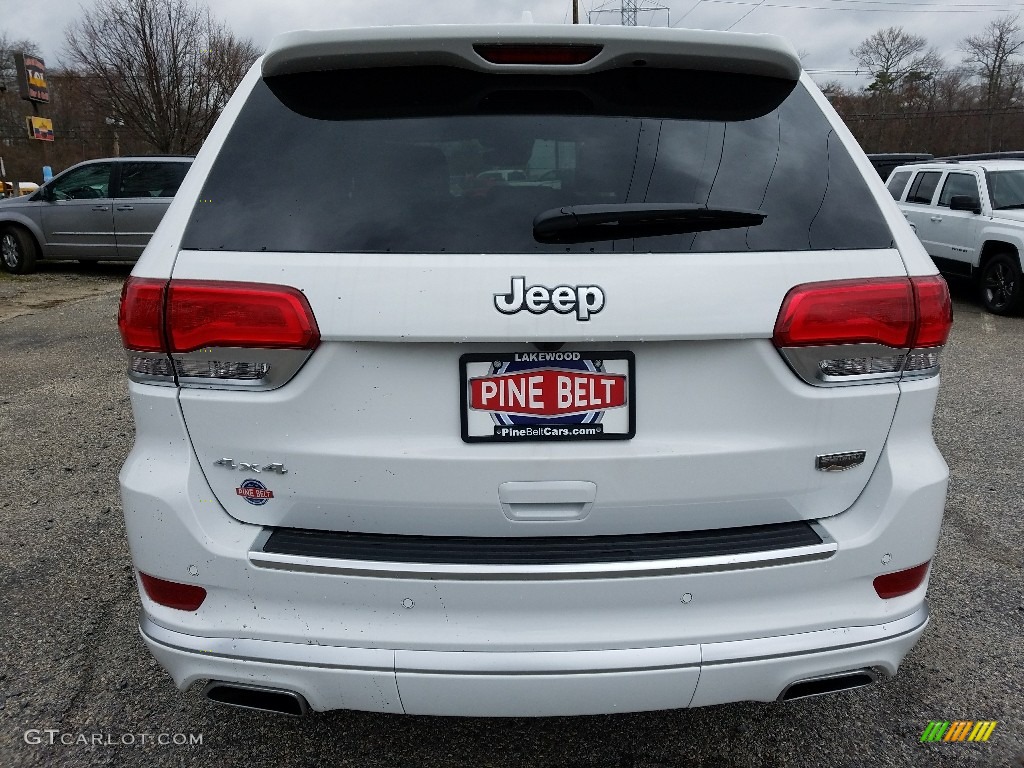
[533,204,766,244]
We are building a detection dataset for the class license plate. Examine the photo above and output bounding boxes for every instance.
[460,351,635,443]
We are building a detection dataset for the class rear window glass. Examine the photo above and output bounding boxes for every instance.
[118,162,190,198]
[886,170,912,200]
[906,171,941,204]
[182,67,893,254]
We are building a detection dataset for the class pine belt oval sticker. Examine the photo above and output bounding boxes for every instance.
[236,478,274,505]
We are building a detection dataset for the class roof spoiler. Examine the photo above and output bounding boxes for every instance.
[262,25,802,81]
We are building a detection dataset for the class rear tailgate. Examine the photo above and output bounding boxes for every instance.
[165,27,908,535]
[172,249,904,534]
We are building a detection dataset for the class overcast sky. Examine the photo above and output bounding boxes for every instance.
[3,0,1022,87]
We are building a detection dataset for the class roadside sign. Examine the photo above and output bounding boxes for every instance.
[26,116,54,142]
[14,53,49,103]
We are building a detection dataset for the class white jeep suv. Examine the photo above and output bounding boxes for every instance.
[888,158,1024,314]
[118,25,952,717]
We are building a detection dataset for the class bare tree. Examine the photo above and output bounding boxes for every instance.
[818,80,849,99]
[0,31,44,181]
[958,15,1024,150]
[0,30,42,86]
[959,14,1024,109]
[852,27,942,95]
[63,0,259,154]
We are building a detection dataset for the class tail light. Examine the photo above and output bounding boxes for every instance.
[118,277,320,390]
[139,572,207,611]
[773,276,952,386]
[873,561,930,599]
[118,278,174,380]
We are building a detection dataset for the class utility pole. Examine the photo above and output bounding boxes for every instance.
[622,0,638,25]
[573,0,579,23]
[106,115,125,157]
[585,0,670,26]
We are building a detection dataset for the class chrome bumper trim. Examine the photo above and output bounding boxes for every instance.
[140,605,928,676]
[248,527,837,581]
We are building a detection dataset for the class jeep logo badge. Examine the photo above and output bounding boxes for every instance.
[494,276,605,321]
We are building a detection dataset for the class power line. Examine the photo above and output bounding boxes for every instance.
[725,0,767,28]
[696,0,1024,12]
[812,0,1024,6]
[674,0,1024,25]
[672,0,706,24]
[846,106,1024,118]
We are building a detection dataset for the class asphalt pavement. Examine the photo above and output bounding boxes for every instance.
[0,267,1021,768]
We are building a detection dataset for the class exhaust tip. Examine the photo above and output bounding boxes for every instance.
[202,681,309,716]
[779,669,879,702]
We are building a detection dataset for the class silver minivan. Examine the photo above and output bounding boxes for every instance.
[0,156,192,273]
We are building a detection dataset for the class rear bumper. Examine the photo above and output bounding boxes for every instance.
[141,607,928,715]
[122,379,947,715]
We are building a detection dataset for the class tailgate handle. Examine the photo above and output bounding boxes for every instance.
[498,481,597,522]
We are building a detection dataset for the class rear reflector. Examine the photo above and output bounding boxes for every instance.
[773,276,952,386]
[473,44,603,65]
[139,572,207,611]
[166,281,319,353]
[873,562,930,599]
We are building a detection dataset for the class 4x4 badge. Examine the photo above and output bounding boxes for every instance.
[494,276,605,321]
[214,458,288,474]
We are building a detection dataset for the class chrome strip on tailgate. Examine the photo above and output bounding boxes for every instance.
[248,522,837,580]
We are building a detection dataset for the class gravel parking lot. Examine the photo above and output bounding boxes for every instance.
[0,267,1021,768]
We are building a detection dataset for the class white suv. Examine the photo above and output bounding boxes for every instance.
[118,25,952,717]
[888,159,1024,314]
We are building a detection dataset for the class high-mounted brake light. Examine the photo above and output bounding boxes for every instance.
[118,277,320,390]
[873,562,930,599]
[473,43,603,66]
[773,276,952,386]
[139,572,207,611]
